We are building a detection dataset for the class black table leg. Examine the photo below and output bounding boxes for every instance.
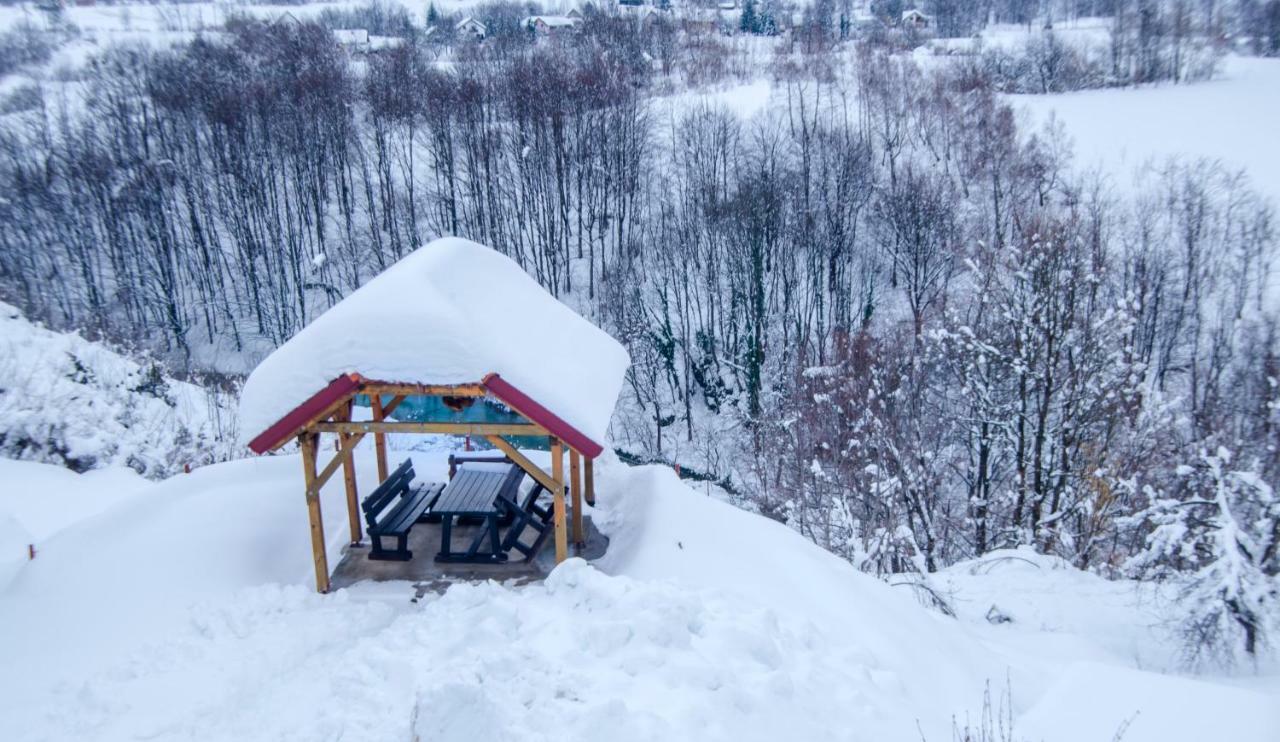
[439,514,454,560]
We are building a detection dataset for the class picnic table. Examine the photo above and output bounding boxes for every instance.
[433,465,523,563]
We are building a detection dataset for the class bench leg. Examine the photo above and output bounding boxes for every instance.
[368,533,413,562]
[488,516,503,556]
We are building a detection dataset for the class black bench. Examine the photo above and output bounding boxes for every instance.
[361,458,443,561]
[497,480,559,562]
[433,463,527,563]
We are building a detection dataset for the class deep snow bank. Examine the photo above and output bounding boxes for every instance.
[0,446,1000,741]
[0,458,152,589]
[592,459,1004,727]
[4,448,1275,741]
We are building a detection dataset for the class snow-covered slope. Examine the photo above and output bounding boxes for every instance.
[0,457,152,589]
[936,551,1280,742]
[0,301,236,477]
[3,445,1275,741]
[0,447,991,741]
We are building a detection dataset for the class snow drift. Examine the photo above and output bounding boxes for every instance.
[238,238,631,448]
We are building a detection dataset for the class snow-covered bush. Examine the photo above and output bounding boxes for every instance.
[1126,449,1280,667]
[0,302,238,478]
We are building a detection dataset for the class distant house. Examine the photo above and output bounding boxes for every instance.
[566,8,583,21]
[273,11,302,28]
[526,15,581,35]
[619,4,661,27]
[333,28,370,51]
[368,35,406,53]
[456,16,487,40]
[901,9,930,29]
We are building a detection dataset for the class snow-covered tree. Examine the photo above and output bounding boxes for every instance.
[1127,449,1280,667]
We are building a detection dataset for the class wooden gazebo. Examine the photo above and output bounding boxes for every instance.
[236,238,629,594]
[246,372,602,593]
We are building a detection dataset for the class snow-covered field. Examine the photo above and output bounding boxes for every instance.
[2,444,1277,741]
[1014,54,1280,206]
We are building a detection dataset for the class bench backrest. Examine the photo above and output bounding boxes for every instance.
[496,464,525,501]
[362,458,415,524]
[448,453,513,479]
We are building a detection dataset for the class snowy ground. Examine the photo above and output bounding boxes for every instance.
[1,444,1277,741]
[1013,54,1280,207]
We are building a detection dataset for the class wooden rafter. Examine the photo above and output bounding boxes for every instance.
[361,382,486,397]
[310,421,547,437]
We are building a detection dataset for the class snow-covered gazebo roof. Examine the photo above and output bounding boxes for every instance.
[239,237,629,455]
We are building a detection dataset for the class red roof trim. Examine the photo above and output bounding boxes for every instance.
[247,373,362,454]
[483,373,604,458]
[246,371,605,459]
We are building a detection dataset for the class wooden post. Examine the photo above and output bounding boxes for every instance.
[550,437,567,564]
[371,394,389,483]
[570,448,583,548]
[584,456,595,506]
[339,402,362,546]
[300,432,330,594]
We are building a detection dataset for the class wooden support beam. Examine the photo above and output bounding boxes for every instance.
[300,432,330,594]
[484,435,558,495]
[370,394,389,483]
[584,456,595,506]
[570,449,583,547]
[338,401,362,546]
[311,421,547,437]
[360,382,487,398]
[314,431,366,492]
[382,394,407,418]
[551,438,567,564]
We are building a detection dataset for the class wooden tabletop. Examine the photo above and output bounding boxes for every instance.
[434,468,508,515]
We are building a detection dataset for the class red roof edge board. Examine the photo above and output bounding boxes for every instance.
[247,373,362,454]
[483,373,604,459]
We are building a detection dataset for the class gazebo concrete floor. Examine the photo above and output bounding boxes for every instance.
[330,511,608,595]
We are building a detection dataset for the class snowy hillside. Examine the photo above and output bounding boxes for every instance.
[1,3,1279,740]
[1,445,1277,741]
[0,301,236,477]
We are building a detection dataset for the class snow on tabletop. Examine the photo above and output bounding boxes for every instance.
[238,238,630,448]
